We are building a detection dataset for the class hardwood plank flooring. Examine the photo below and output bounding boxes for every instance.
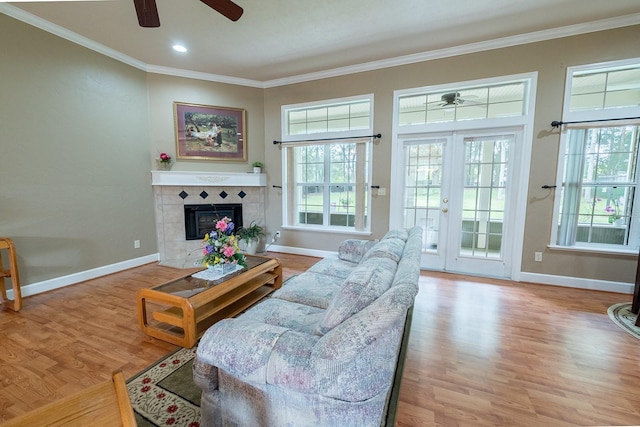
[1,253,639,425]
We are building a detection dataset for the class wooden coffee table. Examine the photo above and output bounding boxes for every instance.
[137,255,282,348]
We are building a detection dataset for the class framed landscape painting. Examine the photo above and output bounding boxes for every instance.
[174,102,247,161]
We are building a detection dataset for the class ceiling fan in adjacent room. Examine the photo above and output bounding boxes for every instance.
[133,0,243,28]
[427,92,480,109]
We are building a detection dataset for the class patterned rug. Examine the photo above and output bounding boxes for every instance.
[607,302,640,340]
[127,347,200,427]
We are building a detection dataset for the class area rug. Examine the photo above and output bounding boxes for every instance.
[607,302,640,340]
[127,347,200,427]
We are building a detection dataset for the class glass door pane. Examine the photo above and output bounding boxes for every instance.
[403,140,445,252]
[460,136,512,259]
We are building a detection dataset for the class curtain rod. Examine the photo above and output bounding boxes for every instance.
[551,117,640,128]
[273,133,382,145]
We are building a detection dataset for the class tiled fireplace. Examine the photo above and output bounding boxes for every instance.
[152,171,266,265]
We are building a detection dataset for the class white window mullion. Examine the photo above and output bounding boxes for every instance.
[354,143,366,230]
[323,147,331,227]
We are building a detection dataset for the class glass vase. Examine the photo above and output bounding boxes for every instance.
[208,263,235,275]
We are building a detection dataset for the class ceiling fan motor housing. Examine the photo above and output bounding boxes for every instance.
[441,92,462,105]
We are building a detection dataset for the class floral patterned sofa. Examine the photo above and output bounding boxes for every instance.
[193,227,423,427]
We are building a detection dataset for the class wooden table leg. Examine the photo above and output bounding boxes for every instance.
[0,237,22,312]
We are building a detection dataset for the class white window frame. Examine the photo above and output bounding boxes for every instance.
[551,58,640,253]
[281,94,374,234]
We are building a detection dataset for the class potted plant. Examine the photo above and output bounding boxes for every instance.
[252,161,264,174]
[237,221,265,255]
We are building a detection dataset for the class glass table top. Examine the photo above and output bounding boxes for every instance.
[151,255,270,298]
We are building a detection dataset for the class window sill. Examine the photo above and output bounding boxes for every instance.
[281,225,372,237]
[548,244,638,257]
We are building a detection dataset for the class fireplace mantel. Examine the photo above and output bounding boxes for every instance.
[151,171,266,187]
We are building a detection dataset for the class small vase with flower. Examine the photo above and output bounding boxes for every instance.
[158,152,173,170]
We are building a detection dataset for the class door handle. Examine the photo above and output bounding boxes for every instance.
[442,207,449,213]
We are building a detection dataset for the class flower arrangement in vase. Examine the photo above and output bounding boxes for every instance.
[158,152,173,170]
[200,217,247,273]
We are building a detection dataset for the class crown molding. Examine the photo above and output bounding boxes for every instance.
[2,3,639,89]
[144,64,264,88]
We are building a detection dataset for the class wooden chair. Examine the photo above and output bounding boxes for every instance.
[0,370,136,427]
[0,237,22,311]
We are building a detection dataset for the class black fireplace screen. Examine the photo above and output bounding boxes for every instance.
[184,204,243,240]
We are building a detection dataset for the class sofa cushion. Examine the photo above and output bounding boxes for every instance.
[241,298,326,335]
[337,239,376,263]
[271,272,343,309]
[306,256,359,279]
[382,229,409,241]
[311,284,417,401]
[360,237,405,264]
[317,258,397,335]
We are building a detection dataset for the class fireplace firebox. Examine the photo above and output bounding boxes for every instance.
[184,204,243,240]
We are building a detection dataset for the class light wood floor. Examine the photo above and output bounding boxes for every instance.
[1,253,639,426]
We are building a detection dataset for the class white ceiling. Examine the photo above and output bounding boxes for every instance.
[3,0,640,86]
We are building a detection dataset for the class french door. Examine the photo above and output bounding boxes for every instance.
[398,128,522,278]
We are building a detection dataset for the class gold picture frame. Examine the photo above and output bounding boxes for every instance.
[174,102,247,161]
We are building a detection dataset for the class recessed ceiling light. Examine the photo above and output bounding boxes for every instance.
[172,44,187,53]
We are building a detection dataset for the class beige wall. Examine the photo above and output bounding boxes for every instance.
[0,14,156,285]
[264,25,640,282]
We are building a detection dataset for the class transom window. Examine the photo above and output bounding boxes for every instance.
[554,59,640,251]
[284,97,371,137]
[397,81,528,126]
[282,95,374,232]
[569,65,640,112]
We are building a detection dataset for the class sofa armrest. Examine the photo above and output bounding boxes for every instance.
[192,355,218,393]
[337,239,376,263]
[196,318,289,384]
[266,330,320,393]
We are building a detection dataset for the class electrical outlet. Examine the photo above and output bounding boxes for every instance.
[273,231,280,242]
[134,240,141,249]
[534,251,542,262]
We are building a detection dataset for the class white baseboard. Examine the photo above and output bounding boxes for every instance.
[6,253,160,299]
[518,271,634,294]
[263,244,336,259]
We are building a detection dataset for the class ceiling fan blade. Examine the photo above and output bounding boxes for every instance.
[200,0,243,21]
[133,0,160,28]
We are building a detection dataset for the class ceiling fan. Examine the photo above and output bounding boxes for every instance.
[427,92,480,109]
[133,0,243,28]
